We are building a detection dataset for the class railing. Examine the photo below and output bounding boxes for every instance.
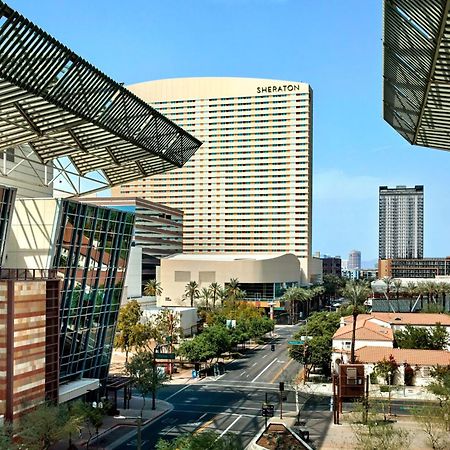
[0,268,60,280]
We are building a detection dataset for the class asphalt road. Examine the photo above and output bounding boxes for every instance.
[109,325,306,449]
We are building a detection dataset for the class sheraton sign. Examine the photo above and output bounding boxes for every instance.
[256,84,301,94]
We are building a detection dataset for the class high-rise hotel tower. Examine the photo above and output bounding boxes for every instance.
[379,185,424,259]
[113,78,312,258]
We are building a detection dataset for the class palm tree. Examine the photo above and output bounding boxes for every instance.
[209,282,221,309]
[438,282,450,312]
[200,287,212,309]
[226,278,242,305]
[143,279,162,297]
[392,279,402,312]
[341,281,371,364]
[312,285,325,310]
[405,281,417,312]
[382,276,394,312]
[302,289,313,319]
[281,286,306,324]
[226,278,240,296]
[217,286,228,308]
[416,282,427,310]
[184,281,200,307]
[424,281,438,309]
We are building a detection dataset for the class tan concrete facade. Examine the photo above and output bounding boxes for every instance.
[112,77,313,259]
[3,198,58,270]
[159,253,302,305]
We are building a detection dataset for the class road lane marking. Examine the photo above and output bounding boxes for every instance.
[251,358,279,382]
[239,371,246,377]
[219,414,242,438]
[252,362,257,367]
[165,384,191,401]
[262,355,268,359]
[270,358,294,383]
[194,413,214,434]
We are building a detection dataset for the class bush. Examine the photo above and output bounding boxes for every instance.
[370,372,378,385]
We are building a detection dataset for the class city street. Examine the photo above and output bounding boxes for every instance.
[106,324,327,449]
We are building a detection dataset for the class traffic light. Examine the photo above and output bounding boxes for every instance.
[271,343,275,351]
[279,382,284,392]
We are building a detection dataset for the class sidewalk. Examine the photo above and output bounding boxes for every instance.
[294,381,438,401]
[51,358,203,449]
[51,397,173,450]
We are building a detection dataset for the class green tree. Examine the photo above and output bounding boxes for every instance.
[143,279,162,297]
[18,403,82,450]
[178,324,232,366]
[209,282,221,309]
[404,281,417,312]
[289,311,340,377]
[323,274,345,300]
[217,285,228,307]
[281,286,308,323]
[184,281,200,307]
[156,430,243,450]
[395,324,449,350]
[200,287,212,309]
[0,424,15,450]
[72,401,106,450]
[126,350,169,412]
[114,299,143,364]
[374,355,399,384]
[155,308,183,343]
[427,365,450,405]
[341,281,371,363]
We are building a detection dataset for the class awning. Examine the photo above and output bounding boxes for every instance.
[383,0,450,151]
[0,2,201,187]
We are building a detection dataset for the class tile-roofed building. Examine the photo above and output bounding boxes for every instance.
[333,319,393,342]
[332,318,394,370]
[355,346,450,387]
[341,312,450,328]
[356,347,450,367]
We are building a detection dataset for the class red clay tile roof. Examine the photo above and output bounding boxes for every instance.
[333,318,393,341]
[342,313,450,327]
[356,346,450,366]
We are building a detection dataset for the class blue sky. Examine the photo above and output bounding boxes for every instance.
[8,0,450,263]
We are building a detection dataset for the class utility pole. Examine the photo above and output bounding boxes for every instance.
[279,382,284,419]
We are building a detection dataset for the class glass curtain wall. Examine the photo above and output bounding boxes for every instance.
[0,186,16,266]
[53,200,134,384]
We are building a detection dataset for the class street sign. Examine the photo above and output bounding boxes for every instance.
[261,403,274,417]
[300,336,313,341]
[288,340,304,345]
[154,352,175,359]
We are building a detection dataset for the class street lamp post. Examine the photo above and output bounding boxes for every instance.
[91,400,103,450]
[387,371,392,416]
[114,415,142,450]
[403,361,407,397]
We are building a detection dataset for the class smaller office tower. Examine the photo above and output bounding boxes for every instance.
[348,250,361,270]
[81,197,183,296]
[322,256,342,276]
[379,186,424,259]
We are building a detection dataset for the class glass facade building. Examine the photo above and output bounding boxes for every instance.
[0,186,16,265]
[53,200,134,384]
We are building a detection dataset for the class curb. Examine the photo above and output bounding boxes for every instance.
[104,404,175,450]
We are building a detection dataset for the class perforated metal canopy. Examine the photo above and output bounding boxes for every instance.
[383,0,450,151]
[0,1,201,187]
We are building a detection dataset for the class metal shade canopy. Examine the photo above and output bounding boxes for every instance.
[0,1,201,190]
[383,0,450,151]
